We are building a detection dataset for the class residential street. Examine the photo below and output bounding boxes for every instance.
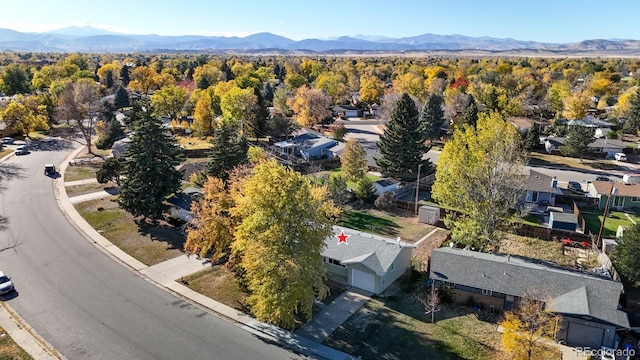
[0,139,309,360]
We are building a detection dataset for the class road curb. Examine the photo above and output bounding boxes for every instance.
[0,303,63,360]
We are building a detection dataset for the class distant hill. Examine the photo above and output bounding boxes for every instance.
[0,26,638,54]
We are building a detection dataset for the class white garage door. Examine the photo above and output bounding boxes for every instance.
[351,269,375,293]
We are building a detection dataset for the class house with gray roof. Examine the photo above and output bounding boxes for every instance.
[523,169,563,207]
[430,247,629,349]
[274,131,343,161]
[544,137,626,158]
[323,227,416,294]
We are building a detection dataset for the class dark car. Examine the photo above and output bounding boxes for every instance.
[568,181,583,192]
[595,176,611,182]
[44,164,57,176]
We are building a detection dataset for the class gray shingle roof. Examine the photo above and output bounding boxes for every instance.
[374,178,398,187]
[274,133,337,151]
[430,247,629,327]
[323,227,416,276]
[550,212,578,224]
[525,169,563,194]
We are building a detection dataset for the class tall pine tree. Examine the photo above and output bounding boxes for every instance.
[376,93,431,181]
[114,86,130,109]
[459,95,479,128]
[625,88,640,135]
[118,101,184,221]
[524,123,540,151]
[420,93,445,143]
[204,123,248,182]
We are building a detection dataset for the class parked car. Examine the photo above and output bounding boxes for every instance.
[615,152,628,161]
[595,176,611,182]
[14,145,28,155]
[0,137,14,145]
[568,181,583,192]
[0,271,14,294]
[44,164,57,176]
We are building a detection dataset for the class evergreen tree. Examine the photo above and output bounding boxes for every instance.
[612,223,640,285]
[204,123,248,182]
[197,76,210,90]
[120,65,130,87]
[560,126,595,160]
[376,93,431,181]
[624,88,640,134]
[354,177,375,203]
[114,86,130,109]
[104,70,114,89]
[220,60,234,81]
[118,101,184,221]
[420,93,445,143]
[459,95,479,128]
[524,123,540,151]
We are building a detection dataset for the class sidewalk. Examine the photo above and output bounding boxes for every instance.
[68,189,116,204]
[295,288,371,343]
[53,147,355,360]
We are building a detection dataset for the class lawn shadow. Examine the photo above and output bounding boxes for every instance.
[135,218,186,251]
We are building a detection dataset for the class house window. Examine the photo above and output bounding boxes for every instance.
[632,197,640,202]
[531,192,538,202]
[482,289,493,296]
[327,258,345,268]
[441,281,456,288]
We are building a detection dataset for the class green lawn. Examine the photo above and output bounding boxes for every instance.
[176,136,213,150]
[64,165,99,182]
[338,206,434,242]
[581,208,636,237]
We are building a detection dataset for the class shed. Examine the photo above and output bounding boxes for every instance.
[549,212,578,231]
[418,206,440,225]
[373,178,399,196]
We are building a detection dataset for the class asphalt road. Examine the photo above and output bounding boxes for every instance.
[0,140,306,360]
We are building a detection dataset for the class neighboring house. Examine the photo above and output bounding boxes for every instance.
[373,178,399,196]
[523,170,563,207]
[111,137,133,157]
[430,247,629,349]
[177,162,206,182]
[587,180,640,211]
[566,116,613,128]
[544,137,626,158]
[274,131,342,160]
[167,187,203,222]
[507,117,550,133]
[322,227,416,294]
[548,212,579,231]
[332,105,362,119]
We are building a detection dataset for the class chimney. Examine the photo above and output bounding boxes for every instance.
[551,177,558,188]
[507,255,511,262]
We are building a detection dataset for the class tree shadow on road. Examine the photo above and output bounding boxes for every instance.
[0,163,26,194]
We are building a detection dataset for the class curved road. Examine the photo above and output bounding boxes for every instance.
[0,141,305,360]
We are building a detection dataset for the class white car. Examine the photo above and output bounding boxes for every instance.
[14,145,28,155]
[614,152,627,161]
[0,271,14,294]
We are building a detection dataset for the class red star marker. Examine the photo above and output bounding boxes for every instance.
[336,231,350,245]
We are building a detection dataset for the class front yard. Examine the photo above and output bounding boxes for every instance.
[64,164,100,182]
[74,197,185,265]
[529,151,628,172]
[324,273,507,360]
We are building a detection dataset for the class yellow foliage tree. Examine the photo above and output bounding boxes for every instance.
[287,86,332,127]
[500,297,560,360]
[128,66,159,94]
[359,75,385,105]
[562,91,592,120]
[0,95,50,137]
[341,138,368,183]
[231,160,340,329]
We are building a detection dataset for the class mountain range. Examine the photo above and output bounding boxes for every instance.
[0,26,639,54]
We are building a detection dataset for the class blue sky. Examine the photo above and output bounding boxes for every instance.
[1,0,638,43]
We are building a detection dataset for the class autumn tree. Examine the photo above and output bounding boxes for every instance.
[185,176,236,260]
[220,86,258,130]
[272,87,292,116]
[203,123,248,183]
[420,94,445,143]
[432,112,527,249]
[97,63,121,89]
[0,95,49,137]
[315,72,347,103]
[192,89,218,136]
[359,75,385,105]
[500,296,560,360]
[128,66,159,94]
[118,101,184,221]
[376,93,431,181]
[231,160,340,329]
[288,86,332,128]
[560,126,595,160]
[56,81,101,153]
[151,85,187,121]
[562,91,591,120]
[341,138,368,182]
[612,222,640,285]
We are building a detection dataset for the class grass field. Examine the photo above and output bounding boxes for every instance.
[580,208,639,237]
[64,165,99,182]
[338,206,434,242]
[75,198,185,265]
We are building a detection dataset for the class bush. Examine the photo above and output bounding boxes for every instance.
[374,191,395,210]
[436,285,454,304]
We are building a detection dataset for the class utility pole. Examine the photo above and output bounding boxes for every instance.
[414,163,421,215]
[596,183,617,249]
